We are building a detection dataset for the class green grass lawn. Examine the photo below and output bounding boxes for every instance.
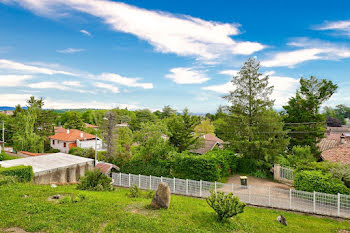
[0,153,19,161]
[0,184,349,233]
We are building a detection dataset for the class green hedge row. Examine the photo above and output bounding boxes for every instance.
[120,150,237,181]
[294,170,350,195]
[0,165,34,182]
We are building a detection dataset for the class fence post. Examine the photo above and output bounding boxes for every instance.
[173,177,176,193]
[161,176,163,182]
[268,187,271,206]
[214,181,217,193]
[138,174,141,188]
[186,179,188,195]
[289,189,292,209]
[149,175,152,190]
[200,180,202,197]
[128,173,131,187]
[313,191,316,213]
[338,193,340,217]
[119,172,121,186]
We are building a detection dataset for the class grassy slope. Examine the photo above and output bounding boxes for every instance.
[0,184,349,233]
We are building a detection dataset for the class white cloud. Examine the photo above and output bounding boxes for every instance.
[202,71,299,108]
[95,82,120,93]
[315,20,350,36]
[57,48,84,53]
[0,93,32,106]
[218,70,239,77]
[28,81,70,90]
[165,67,209,84]
[0,75,33,86]
[0,59,78,76]
[3,0,265,61]
[261,38,350,67]
[80,29,91,37]
[98,73,153,89]
[62,81,81,87]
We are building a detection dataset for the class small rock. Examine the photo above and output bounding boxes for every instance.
[150,182,171,209]
[277,215,288,226]
[51,184,57,188]
[23,195,29,198]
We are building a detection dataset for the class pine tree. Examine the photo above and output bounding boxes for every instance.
[222,58,289,162]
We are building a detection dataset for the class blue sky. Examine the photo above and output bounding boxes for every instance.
[1,0,350,113]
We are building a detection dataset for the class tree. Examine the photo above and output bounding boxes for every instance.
[27,96,44,109]
[283,76,337,157]
[194,119,215,136]
[222,58,289,162]
[167,109,200,152]
[63,112,85,130]
[100,111,118,160]
[129,109,157,131]
[161,105,176,119]
[326,116,342,127]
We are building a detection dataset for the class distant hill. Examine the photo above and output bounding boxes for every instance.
[0,106,15,111]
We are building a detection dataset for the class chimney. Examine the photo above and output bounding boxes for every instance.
[66,129,70,134]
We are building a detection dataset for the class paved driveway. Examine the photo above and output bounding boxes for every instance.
[225,174,292,190]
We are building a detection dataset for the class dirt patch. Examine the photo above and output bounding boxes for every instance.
[1,227,44,233]
[47,194,65,202]
[125,204,159,217]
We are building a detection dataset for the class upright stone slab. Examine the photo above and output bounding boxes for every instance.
[150,182,171,209]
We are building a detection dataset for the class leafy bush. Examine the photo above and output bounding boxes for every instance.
[294,170,350,195]
[0,165,34,182]
[236,156,271,177]
[276,146,316,168]
[206,191,246,221]
[120,159,171,177]
[145,189,155,199]
[128,184,141,198]
[330,164,350,188]
[172,150,237,181]
[77,170,113,191]
[0,175,17,186]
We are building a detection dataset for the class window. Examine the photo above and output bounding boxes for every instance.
[52,140,55,145]
[64,142,66,147]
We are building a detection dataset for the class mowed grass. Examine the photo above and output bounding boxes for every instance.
[0,184,349,233]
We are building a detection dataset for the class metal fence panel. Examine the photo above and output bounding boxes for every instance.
[112,172,350,219]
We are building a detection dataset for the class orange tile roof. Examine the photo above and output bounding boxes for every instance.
[203,134,224,143]
[85,123,98,128]
[49,129,96,142]
[54,126,66,134]
[94,162,120,174]
[18,151,50,157]
[321,143,350,164]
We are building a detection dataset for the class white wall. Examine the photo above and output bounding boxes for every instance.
[50,139,71,153]
[77,138,104,151]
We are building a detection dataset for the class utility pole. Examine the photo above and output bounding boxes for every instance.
[1,120,4,153]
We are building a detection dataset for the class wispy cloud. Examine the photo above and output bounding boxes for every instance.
[56,48,85,53]
[94,82,120,93]
[98,73,153,89]
[79,29,91,37]
[2,0,265,62]
[0,74,33,86]
[0,93,32,106]
[261,38,350,67]
[0,59,78,76]
[165,67,209,84]
[314,19,350,37]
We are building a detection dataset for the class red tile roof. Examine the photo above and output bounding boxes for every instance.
[94,162,120,174]
[85,123,98,128]
[321,143,350,164]
[317,138,340,152]
[18,151,50,157]
[54,126,66,134]
[203,134,224,143]
[49,129,96,142]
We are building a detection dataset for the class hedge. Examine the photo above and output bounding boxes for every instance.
[0,165,34,182]
[294,170,350,195]
[120,159,171,177]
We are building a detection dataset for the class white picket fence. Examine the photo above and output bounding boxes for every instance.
[112,172,350,219]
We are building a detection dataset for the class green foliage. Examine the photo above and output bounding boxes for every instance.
[222,58,289,162]
[206,191,245,221]
[277,146,316,168]
[0,152,18,161]
[77,170,113,191]
[145,189,155,199]
[236,156,272,177]
[168,109,200,152]
[172,150,237,181]
[0,165,34,182]
[330,164,350,188]
[129,109,157,131]
[63,112,85,130]
[294,170,350,195]
[120,159,171,177]
[59,196,72,204]
[0,175,17,186]
[194,119,215,136]
[69,147,95,159]
[128,184,142,198]
[283,76,337,157]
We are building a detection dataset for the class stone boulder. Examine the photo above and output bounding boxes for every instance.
[277,215,288,226]
[150,182,171,209]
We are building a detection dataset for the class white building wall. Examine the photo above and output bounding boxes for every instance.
[76,138,104,151]
[50,139,72,153]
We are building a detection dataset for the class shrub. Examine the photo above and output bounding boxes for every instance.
[330,164,350,188]
[0,165,34,182]
[294,170,350,195]
[145,189,155,199]
[59,196,71,204]
[172,150,237,181]
[0,175,17,186]
[128,184,141,198]
[206,191,246,221]
[120,159,171,177]
[77,170,113,191]
[236,156,271,177]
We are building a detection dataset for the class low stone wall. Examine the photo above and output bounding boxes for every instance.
[33,161,93,184]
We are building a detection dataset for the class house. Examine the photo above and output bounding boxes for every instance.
[0,110,14,116]
[0,153,94,184]
[321,143,350,164]
[94,161,120,177]
[85,123,99,129]
[49,129,103,153]
[190,134,224,155]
